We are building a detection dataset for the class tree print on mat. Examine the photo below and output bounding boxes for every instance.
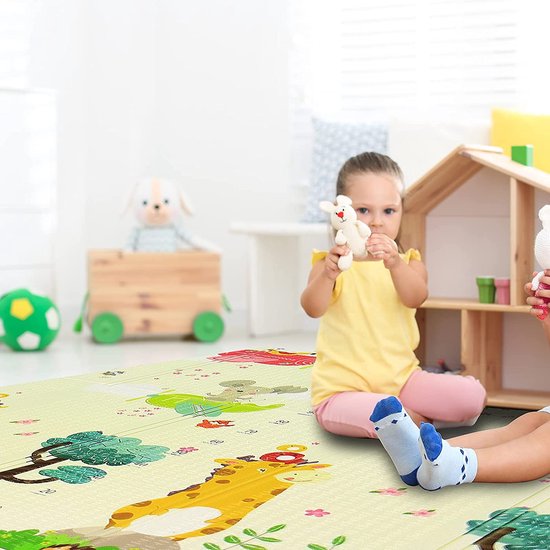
[0,431,169,484]
[467,507,550,549]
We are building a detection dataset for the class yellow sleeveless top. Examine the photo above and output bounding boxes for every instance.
[311,248,422,406]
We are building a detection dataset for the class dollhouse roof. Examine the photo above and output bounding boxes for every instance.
[404,144,550,214]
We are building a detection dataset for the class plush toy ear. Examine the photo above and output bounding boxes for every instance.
[319,201,336,213]
[336,195,353,206]
[179,188,194,216]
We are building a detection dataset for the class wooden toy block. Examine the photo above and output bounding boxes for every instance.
[511,144,534,166]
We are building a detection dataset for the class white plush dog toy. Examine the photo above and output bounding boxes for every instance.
[126,178,220,253]
[319,195,371,270]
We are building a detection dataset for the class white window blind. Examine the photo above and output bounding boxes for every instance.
[292,0,527,119]
[341,0,519,117]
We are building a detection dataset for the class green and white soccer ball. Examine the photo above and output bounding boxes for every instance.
[0,288,61,351]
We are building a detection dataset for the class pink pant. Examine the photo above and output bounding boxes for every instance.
[314,369,487,439]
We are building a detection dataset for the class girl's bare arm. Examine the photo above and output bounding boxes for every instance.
[366,234,428,308]
[300,245,347,318]
[388,258,428,308]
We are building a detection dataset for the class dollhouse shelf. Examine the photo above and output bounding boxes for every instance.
[484,389,550,410]
[404,144,550,410]
[422,298,529,313]
[420,299,548,409]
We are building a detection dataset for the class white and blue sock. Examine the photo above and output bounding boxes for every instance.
[417,423,478,491]
[370,396,421,486]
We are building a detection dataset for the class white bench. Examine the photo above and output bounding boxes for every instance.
[230,222,331,336]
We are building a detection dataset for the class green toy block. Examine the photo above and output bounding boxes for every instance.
[511,144,534,166]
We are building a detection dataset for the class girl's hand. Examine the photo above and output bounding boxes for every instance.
[366,234,399,269]
[525,269,550,321]
[324,244,349,281]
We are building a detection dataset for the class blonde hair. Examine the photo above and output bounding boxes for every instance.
[336,151,404,196]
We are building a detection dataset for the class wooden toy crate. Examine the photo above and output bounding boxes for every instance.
[87,250,223,343]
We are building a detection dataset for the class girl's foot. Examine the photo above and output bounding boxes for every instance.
[370,396,421,485]
[417,423,478,490]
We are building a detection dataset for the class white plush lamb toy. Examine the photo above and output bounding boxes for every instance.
[532,204,550,319]
[319,194,371,270]
[126,178,220,253]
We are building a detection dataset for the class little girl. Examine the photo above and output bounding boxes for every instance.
[301,152,486,485]
[372,269,550,489]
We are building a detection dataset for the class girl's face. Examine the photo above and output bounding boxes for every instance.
[344,172,403,240]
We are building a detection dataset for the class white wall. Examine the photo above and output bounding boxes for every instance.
[25,0,294,319]
[153,1,296,321]
[0,89,57,297]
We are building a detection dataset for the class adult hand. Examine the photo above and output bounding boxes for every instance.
[525,269,550,319]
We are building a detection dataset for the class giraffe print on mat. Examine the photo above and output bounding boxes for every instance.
[106,454,331,540]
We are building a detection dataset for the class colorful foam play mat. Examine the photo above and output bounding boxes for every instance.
[1,349,549,549]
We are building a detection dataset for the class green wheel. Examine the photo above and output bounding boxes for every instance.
[193,311,224,342]
[91,312,124,344]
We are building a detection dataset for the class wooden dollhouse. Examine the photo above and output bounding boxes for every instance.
[401,144,550,410]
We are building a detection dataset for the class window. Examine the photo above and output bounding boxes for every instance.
[291,0,548,120]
